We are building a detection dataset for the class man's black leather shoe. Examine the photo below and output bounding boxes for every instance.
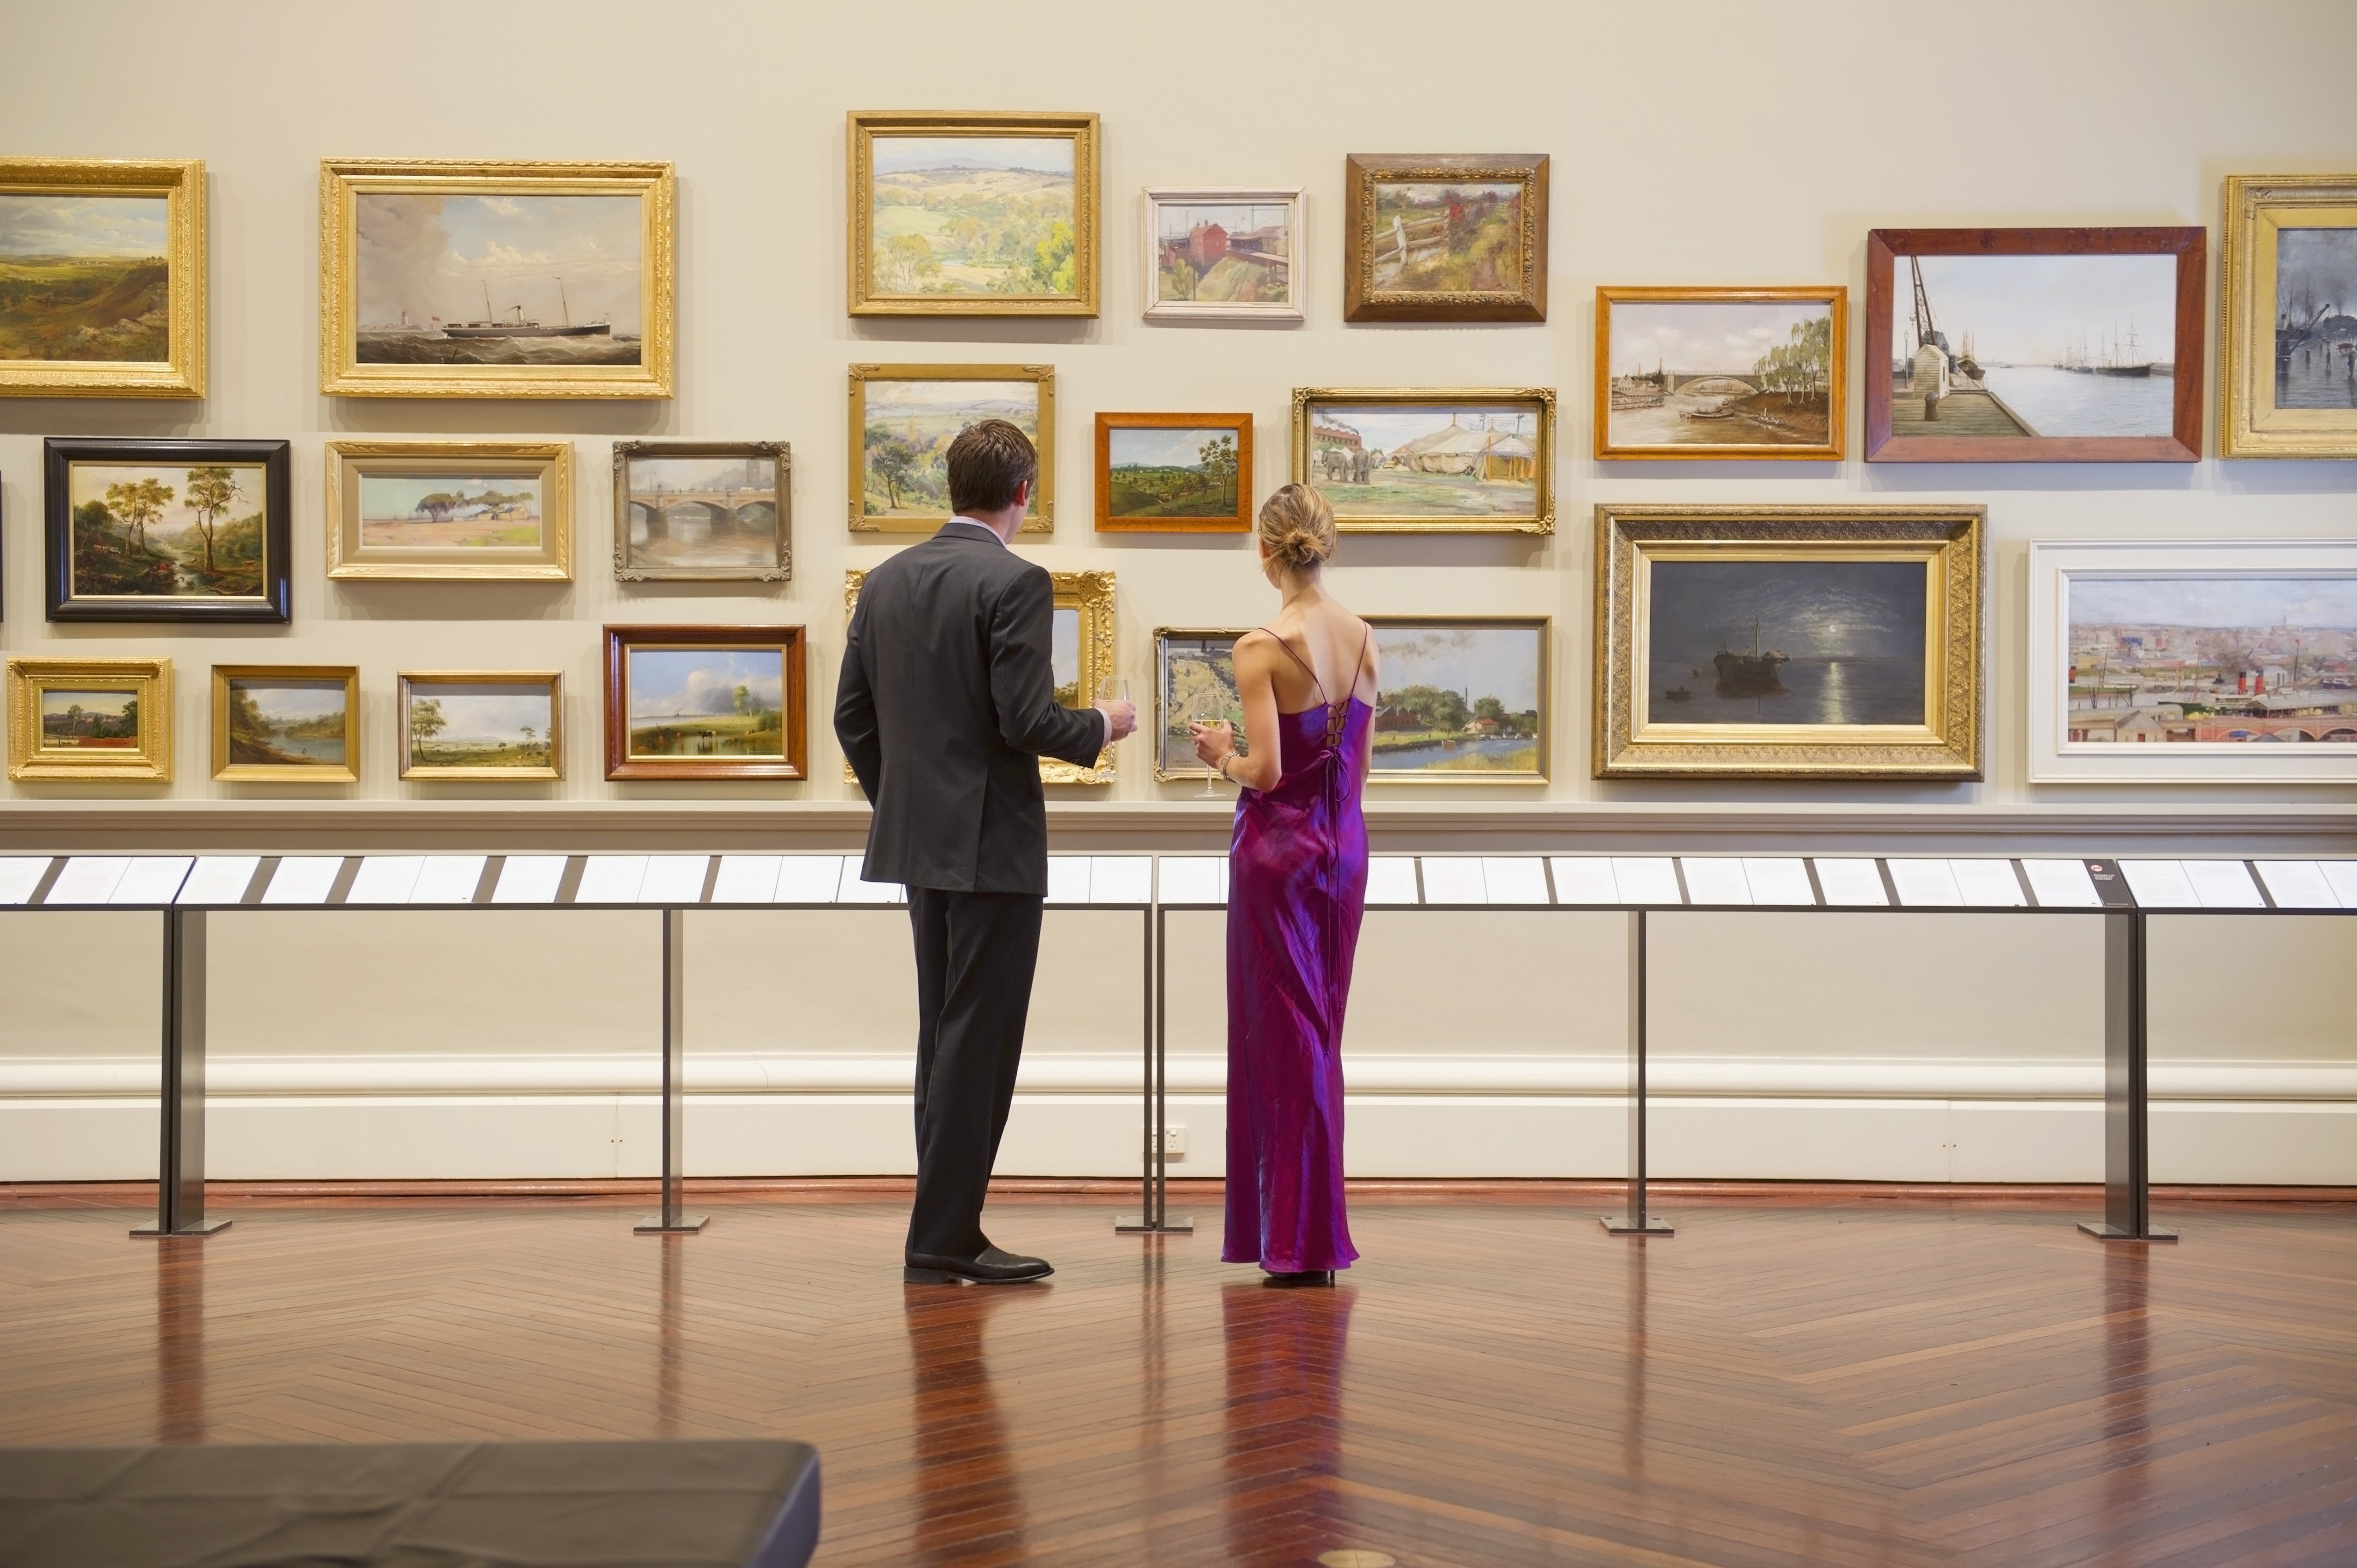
[904,1244,1054,1284]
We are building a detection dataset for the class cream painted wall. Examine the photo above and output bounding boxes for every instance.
[1,1,2353,1182]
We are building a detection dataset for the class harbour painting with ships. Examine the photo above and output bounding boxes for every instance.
[1887,254,2176,437]
[2065,577,2357,745]
[353,192,642,366]
[1607,300,1834,449]
[1646,561,1928,726]
[2275,228,2357,407]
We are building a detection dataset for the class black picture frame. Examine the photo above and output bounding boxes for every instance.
[45,438,292,624]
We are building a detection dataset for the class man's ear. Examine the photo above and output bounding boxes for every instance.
[1011,477,1031,511]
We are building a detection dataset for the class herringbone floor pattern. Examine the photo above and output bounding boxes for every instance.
[0,1192,2351,1566]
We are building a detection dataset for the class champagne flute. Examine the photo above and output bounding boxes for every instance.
[1191,696,1228,797]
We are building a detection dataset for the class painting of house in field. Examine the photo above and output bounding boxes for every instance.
[1370,181,1525,295]
[0,194,170,362]
[2064,576,2357,745]
[1306,403,1540,521]
[360,472,546,550]
[67,460,269,598]
[1155,201,1289,307]
[867,136,1078,299]
[859,377,1043,521]
[1368,621,1546,778]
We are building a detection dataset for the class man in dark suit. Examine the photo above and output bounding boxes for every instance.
[835,420,1136,1284]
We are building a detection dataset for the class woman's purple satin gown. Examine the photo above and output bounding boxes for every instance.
[1223,678,1370,1274]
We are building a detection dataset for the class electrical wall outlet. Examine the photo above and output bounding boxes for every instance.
[1146,1124,1187,1158]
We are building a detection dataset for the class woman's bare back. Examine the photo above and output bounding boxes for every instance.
[1242,599,1380,714]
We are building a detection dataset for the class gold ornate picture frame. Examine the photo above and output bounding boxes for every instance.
[212,665,360,784]
[0,158,205,398]
[7,656,173,782]
[1344,153,1547,322]
[2220,173,2357,458]
[318,159,674,399]
[846,567,1114,783]
[1292,387,1555,534]
[326,440,572,582]
[1593,504,1985,779]
[848,111,1099,318]
[398,671,562,782]
[849,363,1053,534]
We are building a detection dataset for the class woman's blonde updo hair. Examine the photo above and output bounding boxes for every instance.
[1257,483,1337,571]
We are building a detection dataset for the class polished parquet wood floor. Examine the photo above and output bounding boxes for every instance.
[1,1190,2352,1567]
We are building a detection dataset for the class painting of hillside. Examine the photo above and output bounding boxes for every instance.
[860,378,1041,520]
[868,136,1078,298]
[0,194,171,361]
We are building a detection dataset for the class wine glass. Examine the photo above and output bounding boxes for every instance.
[1190,696,1229,797]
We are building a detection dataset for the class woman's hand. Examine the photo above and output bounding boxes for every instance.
[1188,720,1234,770]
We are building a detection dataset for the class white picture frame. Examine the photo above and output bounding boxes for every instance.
[2028,540,2357,783]
[1141,186,1303,323]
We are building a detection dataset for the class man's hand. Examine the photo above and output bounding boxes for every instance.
[1094,698,1137,742]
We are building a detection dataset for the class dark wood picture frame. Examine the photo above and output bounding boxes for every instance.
[602,624,808,782]
[1864,227,2204,463]
[45,438,292,623]
[1344,153,1548,323]
[1095,412,1252,533]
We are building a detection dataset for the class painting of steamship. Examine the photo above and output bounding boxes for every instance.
[353,191,644,367]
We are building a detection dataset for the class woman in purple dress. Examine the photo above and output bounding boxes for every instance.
[1190,485,1377,1288]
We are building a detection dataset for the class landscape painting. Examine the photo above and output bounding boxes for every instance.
[1146,190,1296,319]
[2274,227,2357,409]
[1296,392,1553,532]
[400,676,559,779]
[1367,620,1546,780]
[1052,608,1082,708]
[615,443,787,579]
[851,114,1097,315]
[2063,576,2357,745]
[51,439,292,624]
[1600,290,1844,458]
[215,668,357,782]
[1345,155,1546,321]
[1156,631,1244,778]
[1373,181,1524,296]
[852,367,1050,531]
[0,193,169,362]
[359,471,544,550]
[1097,414,1249,531]
[40,689,140,749]
[8,656,173,781]
[352,191,642,367]
[625,647,786,760]
[1644,560,1929,727]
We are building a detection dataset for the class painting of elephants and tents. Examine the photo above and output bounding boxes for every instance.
[866,136,1079,299]
[352,191,643,366]
[1369,621,1546,778]
[67,460,270,598]
[1304,402,1545,523]
[360,472,546,551]
[0,194,170,362]
[859,377,1044,523]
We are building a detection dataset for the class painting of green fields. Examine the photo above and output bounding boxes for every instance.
[68,461,269,599]
[1106,427,1238,520]
[626,648,785,759]
[0,195,170,361]
[406,684,554,770]
[862,378,1040,519]
[868,136,1077,297]
[1371,181,1524,295]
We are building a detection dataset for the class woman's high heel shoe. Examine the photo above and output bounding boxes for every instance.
[1262,1269,1336,1288]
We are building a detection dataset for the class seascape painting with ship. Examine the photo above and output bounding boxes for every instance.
[352,192,643,366]
[0,193,169,362]
[2274,227,2357,408]
[1645,560,1928,727]
[1306,404,1540,520]
[2065,577,2357,745]
[1886,253,2176,437]
[1607,300,1834,449]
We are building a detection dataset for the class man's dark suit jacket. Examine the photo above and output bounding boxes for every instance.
[834,521,1106,896]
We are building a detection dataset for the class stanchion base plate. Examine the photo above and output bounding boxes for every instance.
[1114,1215,1195,1234]
[634,1214,710,1234]
[1599,1216,1674,1236]
[2077,1222,2177,1243]
[131,1219,232,1238]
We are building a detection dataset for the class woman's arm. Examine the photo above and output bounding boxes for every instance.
[1194,630,1282,791]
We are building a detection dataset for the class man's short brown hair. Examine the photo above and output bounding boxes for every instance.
[946,419,1038,516]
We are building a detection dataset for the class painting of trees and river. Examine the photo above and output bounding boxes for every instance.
[225,679,348,768]
[626,648,786,760]
[1307,404,1541,521]
[868,137,1078,298]
[1369,624,1543,775]
[360,473,545,550]
[0,195,170,362]
[1645,560,1928,727]
[2275,228,2357,409]
[68,461,269,598]
[353,192,642,366]
[1608,301,1833,449]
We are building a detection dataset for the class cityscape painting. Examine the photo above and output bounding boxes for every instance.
[2064,576,2357,744]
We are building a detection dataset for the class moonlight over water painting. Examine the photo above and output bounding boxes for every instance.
[1646,560,1928,726]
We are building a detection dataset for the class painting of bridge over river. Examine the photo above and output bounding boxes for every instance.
[1644,560,1929,727]
[1604,296,1837,455]
[618,450,784,577]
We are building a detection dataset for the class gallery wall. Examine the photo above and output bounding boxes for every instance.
[1,0,2352,1183]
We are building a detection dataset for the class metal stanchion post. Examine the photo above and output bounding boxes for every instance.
[134,907,229,1239]
[2081,908,2174,1243]
[637,906,708,1234]
[1603,908,1672,1236]
[1121,903,1191,1234]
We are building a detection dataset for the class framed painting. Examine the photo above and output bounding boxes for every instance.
[1292,387,1554,534]
[1096,413,1251,533]
[846,567,1113,783]
[0,157,204,398]
[1343,154,1547,322]
[1153,629,1250,780]
[1142,187,1301,322]
[212,665,359,784]
[326,441,571,581]
[1593,504,1985,779]
[1365,617,1550,784]
[848,111,1099,318]
[1864,227,2204,462]
[2028,540,2357,782]
[1595,287,1847,461]
[398,672,562,782]
[2219,175,2357,458]
[849,363,1053,533]
[614,441,789,581]
[46,438,289,623]
[7,656,172,782]
[318,159,674,399]
[602,625,808,781]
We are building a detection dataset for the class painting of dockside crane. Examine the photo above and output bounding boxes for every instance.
[1598,289,1845,459]
[2274,227,2357,410]
[1293,389,1554,533]
[2220,175,2357,458]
